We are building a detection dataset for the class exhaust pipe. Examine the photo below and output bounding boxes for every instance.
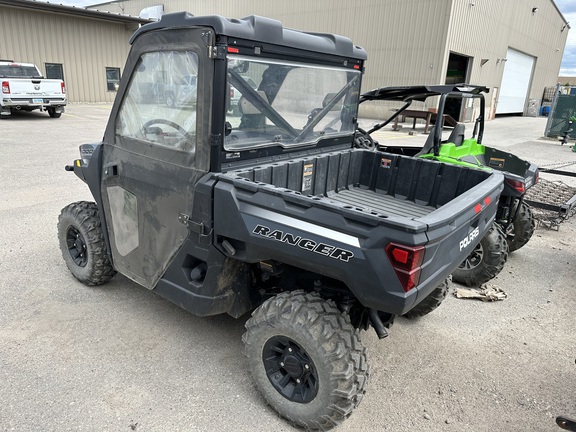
[368,309,389,339]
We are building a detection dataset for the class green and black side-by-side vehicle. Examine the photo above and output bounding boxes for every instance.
[58,14,504,429]
[358,85,539,286]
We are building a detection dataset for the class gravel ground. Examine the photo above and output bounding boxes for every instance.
[0,105,574,431]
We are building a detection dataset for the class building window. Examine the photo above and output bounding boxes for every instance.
[45,63,64,80]
[106,67,121,91]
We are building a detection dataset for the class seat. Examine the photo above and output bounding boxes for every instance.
[414,126,437,156]
[445,123,466,147]
[238,90,268,131]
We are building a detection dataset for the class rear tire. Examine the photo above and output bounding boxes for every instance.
[403,278,449,319]
[243,290,368,430]
[57,201,116,286]
[508,202,535,252]
[452,225,508,287]
[47,107,62,118]
[166,92,176,108]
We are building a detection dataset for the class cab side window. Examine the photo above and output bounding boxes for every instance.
[116,51,198,153]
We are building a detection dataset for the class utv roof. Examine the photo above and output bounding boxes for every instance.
[360,84,489,103]
[130,12,367,60]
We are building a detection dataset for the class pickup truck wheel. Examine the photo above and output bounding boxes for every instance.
[508,202,535,252]
[243,290,368,430]
[452,225,508,287]
[403,278,449,319]
[57,201,116,286]
[166,92,176,108]
[47,108,62,118]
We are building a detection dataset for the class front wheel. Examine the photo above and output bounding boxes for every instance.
[57,201,116,286]
[452,225,508,287]
[243,290,369,430]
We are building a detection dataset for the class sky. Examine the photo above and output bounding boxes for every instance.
[40,0,576,76]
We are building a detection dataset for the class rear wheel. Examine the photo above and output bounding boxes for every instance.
[243,290,368,430]
[403,278,449,319]
[57,201,116,285]
[452,225,508,287]
[166,92,176,108]
[47,107,62,118]
[508,201,535,252]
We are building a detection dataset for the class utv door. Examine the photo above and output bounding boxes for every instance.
[99,28,212,289]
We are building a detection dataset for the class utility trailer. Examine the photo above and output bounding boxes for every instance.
[524,169,576,229]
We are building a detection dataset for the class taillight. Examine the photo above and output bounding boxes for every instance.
[534,171,539,185]
[230,87,234,98]
[505,178,526,194]
[61,82,66,94]
[385,243,425,292]
[2,81,10,94]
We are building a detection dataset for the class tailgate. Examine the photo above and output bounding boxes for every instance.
[410,169,504,309]
[8,79,64,97]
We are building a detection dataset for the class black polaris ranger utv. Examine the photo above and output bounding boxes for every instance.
[58,13,504,430]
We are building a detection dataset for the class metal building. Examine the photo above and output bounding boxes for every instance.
[88,0,570,119]
[1,0,569,120]
[0,0,148,103]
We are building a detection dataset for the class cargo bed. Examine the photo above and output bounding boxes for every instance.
[222,148,498,230]
[327,187,435,218]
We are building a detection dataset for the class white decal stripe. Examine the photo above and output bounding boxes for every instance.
[253,208,361,248]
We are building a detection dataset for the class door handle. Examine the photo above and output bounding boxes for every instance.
[104,165,118,177]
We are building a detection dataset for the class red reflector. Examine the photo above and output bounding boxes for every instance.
[227,47,240,53]
[474,203,482,213]
[353,64,360,69]
[394,268,422,293]
[391,248,409,264]
[385,243,425,292]
[1,81,9,94]
[505,178,525,194]
[484,196,491,206]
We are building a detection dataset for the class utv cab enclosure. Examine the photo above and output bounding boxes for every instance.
[58,13,503,430]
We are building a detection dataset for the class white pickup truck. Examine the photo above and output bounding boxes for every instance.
[0,61,67,118]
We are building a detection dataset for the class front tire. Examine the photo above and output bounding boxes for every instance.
[452,225,508,287]
[57,201,116,286]
[508,201,535,252]
[243,290,369,430]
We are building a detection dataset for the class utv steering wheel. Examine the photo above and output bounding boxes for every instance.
[142,119,193,142]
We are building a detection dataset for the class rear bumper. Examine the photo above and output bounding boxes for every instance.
[2,97,67,108]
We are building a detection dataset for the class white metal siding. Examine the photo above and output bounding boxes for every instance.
[497,48,535,114]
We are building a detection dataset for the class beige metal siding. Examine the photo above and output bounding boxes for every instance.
[91,0,452,117]
[89,0,569,115]
[0,6,135,102]
[447,0,568,114]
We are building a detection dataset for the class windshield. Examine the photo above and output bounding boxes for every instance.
[224,55,361,151]
[0,65,42,78]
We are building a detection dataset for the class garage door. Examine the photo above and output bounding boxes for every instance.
[496,48,535,114]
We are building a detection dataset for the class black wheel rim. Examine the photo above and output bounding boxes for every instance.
[262,336,318,403]
[459,243,484,270]
[66,226,88,267]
